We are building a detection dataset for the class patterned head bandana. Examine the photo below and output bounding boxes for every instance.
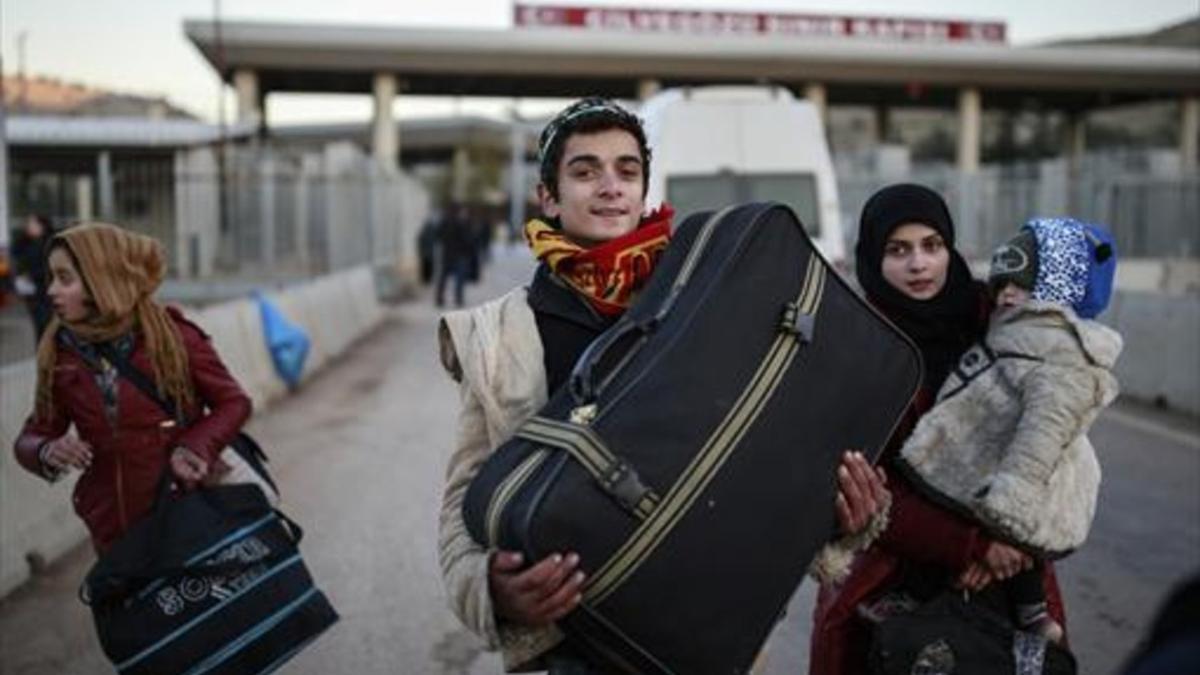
[537,97,651,201]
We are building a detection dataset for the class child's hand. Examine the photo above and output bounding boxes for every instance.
[982,542,1032,580]
[956,562,994,592]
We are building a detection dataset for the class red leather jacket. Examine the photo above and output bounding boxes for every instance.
[13,307,252,552]
[808,387,1066,675]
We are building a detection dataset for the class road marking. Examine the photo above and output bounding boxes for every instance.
[1103,407,1200,450]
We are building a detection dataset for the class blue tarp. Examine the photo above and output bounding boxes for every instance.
[254,292,310,389]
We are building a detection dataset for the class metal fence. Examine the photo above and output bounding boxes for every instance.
[174,144,430,281]
[838,162,1200,261]
[15,143,432,283]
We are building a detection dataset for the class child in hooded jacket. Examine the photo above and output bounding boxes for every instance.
[896,217,1123,642]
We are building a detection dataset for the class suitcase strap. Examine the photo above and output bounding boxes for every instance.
[584,254,828,606]
[517,418,662,520]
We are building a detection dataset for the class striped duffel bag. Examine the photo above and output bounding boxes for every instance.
[464,202,922,674]
[82,482,338,675]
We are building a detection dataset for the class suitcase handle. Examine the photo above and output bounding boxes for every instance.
[569,315,649,404]
[568,206,736,405]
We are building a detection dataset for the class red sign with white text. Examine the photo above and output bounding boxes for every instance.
[513,3,1006,43]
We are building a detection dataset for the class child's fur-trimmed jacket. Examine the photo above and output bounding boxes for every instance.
[897,300,1122,556]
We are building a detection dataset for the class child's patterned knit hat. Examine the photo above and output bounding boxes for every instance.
[1020,217,1117,319]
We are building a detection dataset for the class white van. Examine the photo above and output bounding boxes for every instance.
[640,86,846,264]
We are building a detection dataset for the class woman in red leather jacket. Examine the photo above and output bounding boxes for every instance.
[808,184,1068,674]
[12,222,251,553]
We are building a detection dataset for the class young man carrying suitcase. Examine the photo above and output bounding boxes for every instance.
[437,97,888,672]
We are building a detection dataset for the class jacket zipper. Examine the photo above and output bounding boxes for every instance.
[107,356,128,532]
[113,428,128,531]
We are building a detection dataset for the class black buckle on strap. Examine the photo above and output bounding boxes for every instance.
[779,302,815,343]
[600,460,651,514]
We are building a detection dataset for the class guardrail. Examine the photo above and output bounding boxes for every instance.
[0,265,384,597]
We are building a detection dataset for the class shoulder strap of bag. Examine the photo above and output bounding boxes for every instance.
[95,341,186,423]
[89,340,278,494]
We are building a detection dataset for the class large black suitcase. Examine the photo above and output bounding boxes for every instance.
[464,202,922,674]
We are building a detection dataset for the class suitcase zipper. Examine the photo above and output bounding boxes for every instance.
[584,255,827,605]
[486,450,550,546]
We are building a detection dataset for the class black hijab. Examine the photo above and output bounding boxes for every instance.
[855,183,988,393]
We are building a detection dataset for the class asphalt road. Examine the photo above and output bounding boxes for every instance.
[1,247,1196,674]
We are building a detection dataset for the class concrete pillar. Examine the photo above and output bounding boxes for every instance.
[75,176,94,222]
[97,151,115,220]
[874,105,892,145]
[0,89,8,248]
[803,82,827,129]
[372,73,399,172]
[451,146,471,203]
[259,156,276,267]
[1066,113,1087,176]
[509,117,528,235]
[1060,113,1088,214]
[1182,96,1199,174]
[233,69,262,128]
[957,87,981,173]
[637,78,662,101]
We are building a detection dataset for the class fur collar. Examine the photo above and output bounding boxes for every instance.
[991,300,1122,370]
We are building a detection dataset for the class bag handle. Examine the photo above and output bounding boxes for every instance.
[568,315,644,405]
[568,205,735,406]
[79,507,304,607]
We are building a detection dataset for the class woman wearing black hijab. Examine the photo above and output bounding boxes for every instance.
[854,183,986,393]
[809,184,1069,675]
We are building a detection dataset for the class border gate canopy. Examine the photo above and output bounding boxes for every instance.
[184,19,1200,111]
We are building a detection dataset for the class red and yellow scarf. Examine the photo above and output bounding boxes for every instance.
[525,204,674,316]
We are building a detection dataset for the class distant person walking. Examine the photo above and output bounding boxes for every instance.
[436,202,477,308]
[12,214,55,340]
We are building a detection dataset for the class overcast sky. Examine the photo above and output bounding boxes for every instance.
[2,0,1197,124]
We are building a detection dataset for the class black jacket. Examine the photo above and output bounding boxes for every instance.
[527,264,617,397]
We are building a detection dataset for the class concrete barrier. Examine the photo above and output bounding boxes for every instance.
[0,265,384,598]
[190,300,287,411]
[0,361,89,597]
[1104,290,1200,417]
